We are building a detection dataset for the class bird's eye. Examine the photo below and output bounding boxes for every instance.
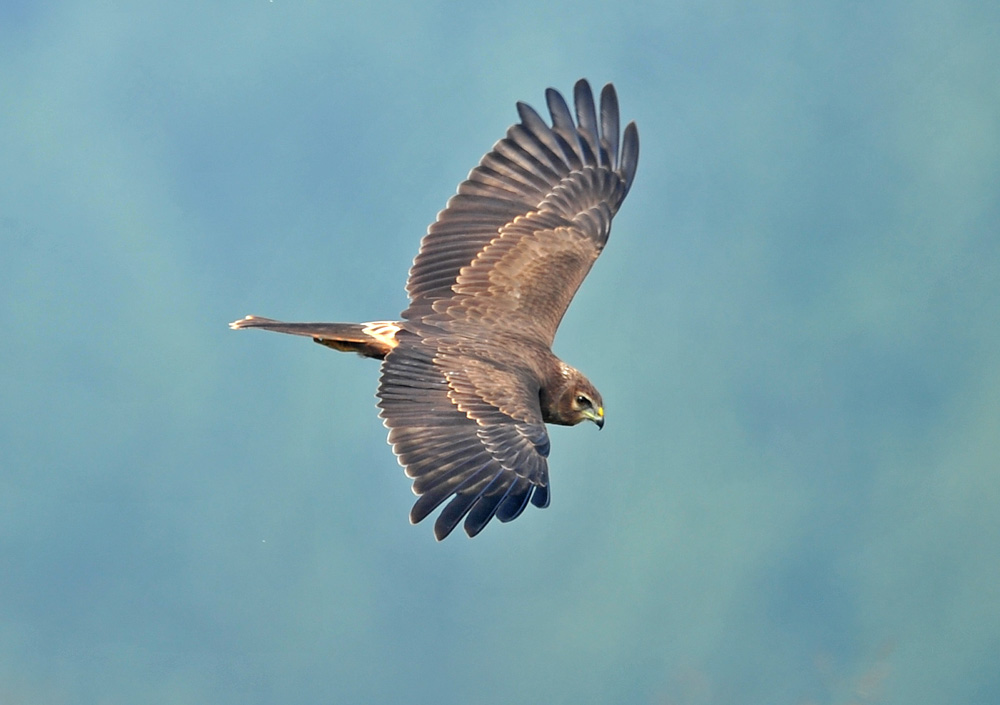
[575,394,591,407]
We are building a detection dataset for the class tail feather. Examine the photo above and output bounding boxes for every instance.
[230,315,399,359]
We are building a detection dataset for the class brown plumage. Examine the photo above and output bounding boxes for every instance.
[231,79,639,539]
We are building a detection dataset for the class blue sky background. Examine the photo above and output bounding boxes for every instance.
[2,2,999,703]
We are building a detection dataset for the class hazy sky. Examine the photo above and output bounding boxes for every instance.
[2,2,999,704]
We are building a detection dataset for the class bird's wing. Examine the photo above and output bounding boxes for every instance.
[377,332,550,540]
[404,79,639,345]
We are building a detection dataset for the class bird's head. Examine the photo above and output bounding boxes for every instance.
[543,365,604,429]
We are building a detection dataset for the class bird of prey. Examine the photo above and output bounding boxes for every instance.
[231,79,639,540]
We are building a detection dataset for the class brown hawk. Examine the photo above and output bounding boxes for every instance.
[231,79,639,539]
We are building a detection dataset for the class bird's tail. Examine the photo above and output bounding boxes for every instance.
[229,316,400,359]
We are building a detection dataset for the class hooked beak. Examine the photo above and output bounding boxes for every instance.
[586,406,605,430]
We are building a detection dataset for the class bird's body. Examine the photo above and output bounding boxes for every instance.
[232,80,638,539]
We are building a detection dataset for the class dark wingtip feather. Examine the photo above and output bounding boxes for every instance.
[433,492,478,540]
[599,83,620,168]
[433,520,453,541]
[573,79,601,167]
[530,484,550,509]
[462,490,508,537]
[411,490,446,526]
[496,480,533,522]
[546,87,575,132]
[620,121,640,191]
[516,100,541,126]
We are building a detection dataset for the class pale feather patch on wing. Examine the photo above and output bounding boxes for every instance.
[361,321,401,350]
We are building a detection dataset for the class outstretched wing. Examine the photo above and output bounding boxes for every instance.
[404,79,639,345]
[377,332,551,540]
